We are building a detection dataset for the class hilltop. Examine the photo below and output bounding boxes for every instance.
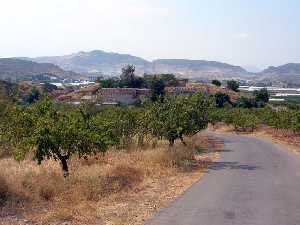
[23,50,251,79]
[152,59,248,79]
[5,51,300,86]
[258,63,300,86]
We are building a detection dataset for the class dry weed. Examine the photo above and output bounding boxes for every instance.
[0,133,222,225]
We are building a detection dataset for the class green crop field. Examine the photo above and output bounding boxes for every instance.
[271,96,300,104]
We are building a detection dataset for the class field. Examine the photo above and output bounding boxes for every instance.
[270,95,300,105]
[0,133,222,225]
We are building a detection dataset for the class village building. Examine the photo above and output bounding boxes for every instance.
[56,84,151,105]
[175,79,189,87]
[99,88,150,105]
[55,79,238,105]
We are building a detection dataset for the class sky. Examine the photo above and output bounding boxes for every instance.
[0,0,299,71]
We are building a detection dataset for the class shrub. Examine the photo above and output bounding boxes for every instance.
[4,99,114,177]
[234,96,257,108]
[231,109,259,132]
[292,112,300,133]
[254,88,269,104]
[214,92,231,108]
[146,94,213,146]
[212,79,221,87]
[227,80,239,92]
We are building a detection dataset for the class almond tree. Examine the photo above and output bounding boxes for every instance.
[5,99,113,177]
[146,94,213,146]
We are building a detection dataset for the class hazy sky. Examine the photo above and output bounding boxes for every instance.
[1,0,299,70]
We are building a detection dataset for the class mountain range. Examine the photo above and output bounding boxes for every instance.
[255,64,300,86]
[0,50,300,86]
[22,50,250,79]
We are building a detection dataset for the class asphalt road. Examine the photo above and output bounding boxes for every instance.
[145,133,300,225]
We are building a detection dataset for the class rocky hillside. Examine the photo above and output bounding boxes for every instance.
[15,50,300,85]
[259,63,300,86]
[25,50,250,79]
[152,59,248,79]
[31,50,152,75]
[0,58,81,81]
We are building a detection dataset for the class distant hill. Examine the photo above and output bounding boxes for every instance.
[0,58,81,81]
[31,50,152,75]
[24,50,251,79]
[12,50,300,85]
[152,59,248,79]
[259,63,300,86]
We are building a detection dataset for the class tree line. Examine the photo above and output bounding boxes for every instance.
[0,93,213,177]
[1,74,300,178]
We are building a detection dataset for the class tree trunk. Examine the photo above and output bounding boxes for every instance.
[169,139,175,147]
[60,156,69,178]
[61,158,69,178]
[180,135,187,146]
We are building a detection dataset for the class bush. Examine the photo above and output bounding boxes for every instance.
[235,96,257,108]
[254,88,269,104]
[227,80,239,92]
[146,94,213,146]
[292,112,300,133]
[213,108,260,132]
[231,109,259,132]
[4,99,114,177]
[209,108,227,126]
[212,79,221,87]
[214,92,231,108]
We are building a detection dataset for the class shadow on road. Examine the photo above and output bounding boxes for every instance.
[208,161,260,171]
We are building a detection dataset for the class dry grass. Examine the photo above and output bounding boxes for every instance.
[248,125,300,155]
[0,133,222,225]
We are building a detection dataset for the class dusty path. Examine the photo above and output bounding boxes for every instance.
[145,132,300,225]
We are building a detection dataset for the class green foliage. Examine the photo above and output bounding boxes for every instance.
[99,78,120,88]
[0,102,13,157]
[157,74,177,87]
[144,74,177,87]
[23,87,40,104]
[254,88,269,104]
[235,90,269,108]
[3,82,300,179]
[98,65,146,88]
[210,105,300,134]
[208,108,259,132]
[3,99,113,176]
[214,92,231,108]
[230,109,259,132]
[95,106,141,149]
[208,108,227,125]
[149,78,165,102]
[146,94,213,145]
[292,112,300,133]
[43,82,58,93]
[234,96,257,108]
[212,79,222,87]
[227,80,239,92]
[120,65,145,88]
